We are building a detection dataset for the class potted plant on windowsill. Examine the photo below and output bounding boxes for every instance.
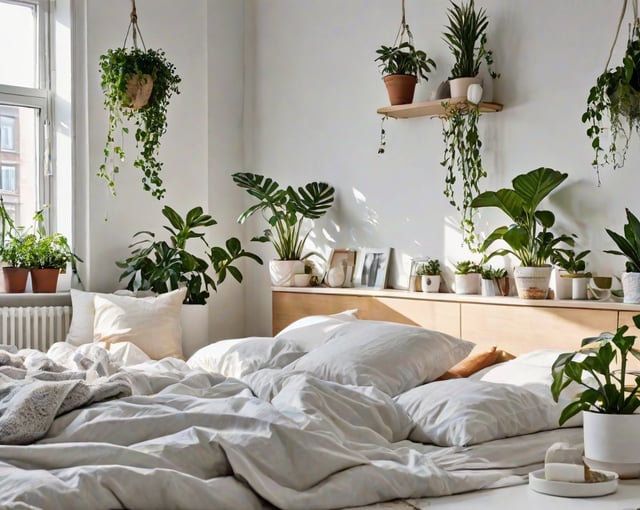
[582,3,640,178]
[232,172,335,287]
[28,233,77,293]
[98,4,181,200]
[551,248,591,300]
[603,208,640,303]
[416,259,441,293]
[375,1,436,106]
[443,0,498,99]
[453,259,481,295]
[471,167,576,299]
[551,315,640,478]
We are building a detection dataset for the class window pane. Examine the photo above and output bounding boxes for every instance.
[0,2,37,88]
[1,116,16,151]
[0,105,37,226]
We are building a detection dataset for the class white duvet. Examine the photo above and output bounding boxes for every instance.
[0,342,582,510]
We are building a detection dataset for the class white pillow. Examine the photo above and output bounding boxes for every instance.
[396,378,563,446]
[66,288,136,346]
[93,288,186,360]
[187,337,306,378]
[275,309,359,351]
[286,320,475,397]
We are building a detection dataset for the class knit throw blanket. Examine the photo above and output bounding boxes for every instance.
[0,350,131,445]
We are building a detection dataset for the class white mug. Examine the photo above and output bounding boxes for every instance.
[467,83,483,104]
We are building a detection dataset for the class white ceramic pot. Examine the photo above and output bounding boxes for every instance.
[583,411,640,478]
[293,274,312,287]
[421,275,441,293]
[449,76,482,99]
[269,260,305,287]
[454,273,480,295]
[514,265,553,299]
[572,276,589,300]
[467,83,483,104]
[480,278,498,297]
[554,269,572,300]
[622,271,640,303]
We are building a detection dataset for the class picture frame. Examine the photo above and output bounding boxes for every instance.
[409,257,429,292]
[354,248,391,289]
[326,248,357,287]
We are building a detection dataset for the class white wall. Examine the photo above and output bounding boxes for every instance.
[74,0,250,346]
[243,0,640,335]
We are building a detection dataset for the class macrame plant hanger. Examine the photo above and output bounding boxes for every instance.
[120,0,152,109]
[392,0,415,55]
[605,0,640,70]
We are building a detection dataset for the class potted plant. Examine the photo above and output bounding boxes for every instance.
[375,3,436,105]
[28,233,77,293]
[453,259,481,295]
[551,316,640,477]
[416,259,441,293]
[98,46,181,199]
[471,167,576,299]
[117,205,262,305]
[232,172,335,287]
[603,208,640,303]
[582,4,640,178]
[551,248,591,300]
[479,265,507,297]
[442,0,498,99]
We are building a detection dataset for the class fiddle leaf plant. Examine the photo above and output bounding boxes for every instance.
[551,315,640,426]
[117,205,263,305]
[99,47,181,199]
[232,173,335,261]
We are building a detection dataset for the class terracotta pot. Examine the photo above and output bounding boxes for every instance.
[497,276,510,296]
[2,267,29,293]
[125,73,153,109]
[30,268,60,293]
[383,74,417,105]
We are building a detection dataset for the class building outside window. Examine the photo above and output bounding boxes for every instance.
[0,0,51,229]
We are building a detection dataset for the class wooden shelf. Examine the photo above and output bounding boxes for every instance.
[376,98,503,119]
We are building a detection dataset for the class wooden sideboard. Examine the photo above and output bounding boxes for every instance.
[272,287,640,358]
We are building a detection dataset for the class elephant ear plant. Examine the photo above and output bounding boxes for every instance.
[117,205,263,305]
[551,315,640,425]
[98,4,181,199]
[232,173,335,261]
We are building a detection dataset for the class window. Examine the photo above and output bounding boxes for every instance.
[0,0,50,228]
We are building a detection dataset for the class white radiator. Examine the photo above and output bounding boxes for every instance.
[0,306,72,351]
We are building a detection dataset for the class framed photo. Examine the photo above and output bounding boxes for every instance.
[326,248,357,287]
[354,248,391,289]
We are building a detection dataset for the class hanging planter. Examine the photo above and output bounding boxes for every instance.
[583,0,640,178]
[98,0,181,200]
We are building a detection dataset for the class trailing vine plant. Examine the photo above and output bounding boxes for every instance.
[98,0,181,199]
[583,0,640,182]
[440,102,485,248]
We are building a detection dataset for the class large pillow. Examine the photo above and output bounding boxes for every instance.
[93,288,186,360]
[66,288,136,346]
[275,309,359,351]
[285,320,475,397]
[396,378,564,447]
[187,337,306,378]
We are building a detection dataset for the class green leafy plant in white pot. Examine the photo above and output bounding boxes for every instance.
[416,259,441,293]
[479,265,507,297]
[471,167,576,299]
[232,172,335,287]
[551,316,640,478]
[551,248,591,300]
[604,208,640,303]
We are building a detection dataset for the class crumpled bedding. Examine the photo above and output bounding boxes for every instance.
[0,343,582,510]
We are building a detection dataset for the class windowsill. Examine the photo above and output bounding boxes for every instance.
[0,292,71,307]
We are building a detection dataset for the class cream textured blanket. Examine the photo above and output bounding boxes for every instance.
[0,349,131,445]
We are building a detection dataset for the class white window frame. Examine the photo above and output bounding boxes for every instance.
[0,0,52,231]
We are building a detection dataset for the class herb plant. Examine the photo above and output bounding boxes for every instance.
[416,259,441,276]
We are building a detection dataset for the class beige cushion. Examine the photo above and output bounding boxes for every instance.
[93,288,186,360]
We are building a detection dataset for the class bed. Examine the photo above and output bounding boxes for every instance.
[1,288,639,509]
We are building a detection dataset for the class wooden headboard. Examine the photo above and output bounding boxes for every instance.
[272,288,640,360]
